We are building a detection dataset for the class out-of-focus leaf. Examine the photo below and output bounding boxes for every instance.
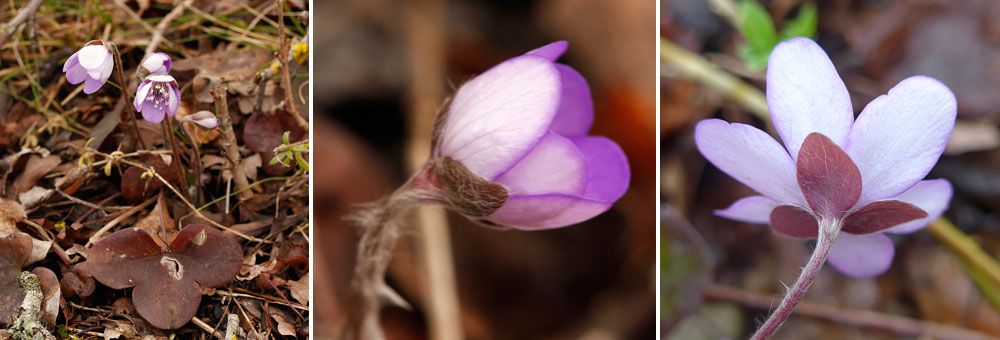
[779,2,818,41]
[739,0,777,58]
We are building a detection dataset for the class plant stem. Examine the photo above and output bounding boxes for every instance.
[345,166,441,340]
[111,43,147,150]
[751,218,841,340]
[161,118,189,200]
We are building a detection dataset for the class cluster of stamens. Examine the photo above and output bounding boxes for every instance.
[148,81,169,110]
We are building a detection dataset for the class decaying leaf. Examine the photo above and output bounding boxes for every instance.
[78,225,243,329]
[0,233,32,326]
[287,273,308,306]
[172,47,272,103]
[31,267,60,327]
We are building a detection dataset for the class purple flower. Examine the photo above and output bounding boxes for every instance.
[140,52,171,75]
[63,40,113,94]
[432,41,630,230]
[134,74,180,124]
[181,110,219,130]
[694,38,956,278]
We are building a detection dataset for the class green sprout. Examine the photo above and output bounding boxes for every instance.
[270,131,309,171]
[737,1,817,70]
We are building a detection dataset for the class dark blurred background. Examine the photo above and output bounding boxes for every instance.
[663,0,1000,339]
[313,0,655,339]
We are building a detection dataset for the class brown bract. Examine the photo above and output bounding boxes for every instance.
[78,224,243,329]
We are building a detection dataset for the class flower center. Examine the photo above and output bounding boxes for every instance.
[147,82,170,110]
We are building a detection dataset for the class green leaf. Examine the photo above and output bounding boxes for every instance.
[282,130,291,145]
[737,43,770,71]
[780,2,818,41]
[739,0,778,55]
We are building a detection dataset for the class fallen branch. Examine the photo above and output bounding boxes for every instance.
[0,0,43,46]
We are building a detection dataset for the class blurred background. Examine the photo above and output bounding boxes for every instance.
[663,0,1000,339]
[313,0,655,339]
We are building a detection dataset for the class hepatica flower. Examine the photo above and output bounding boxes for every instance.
[140,52,172,76]
[696,38,956,278]
[134,74,180,124]
[63,40,113,94]
[428,41,630,230]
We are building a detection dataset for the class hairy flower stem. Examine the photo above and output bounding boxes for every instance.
[345,166,442,340]
[751,218,842,340]
[160,119,189,200]
[110,43,147,150]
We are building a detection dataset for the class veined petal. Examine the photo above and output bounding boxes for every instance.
[65,64,87,85]
[714,195,777,225]
[827,232,895,278]
[694,119,804,206]
[62,51,80,72]
[885,179,953,234]
[485,135,628,230]
[134,81,151,111]
[142,100,166,124]
[766,38,854,158]
[846,76,957,206]
[527,41,568,61]
[78,45,110,70]
[82,76,104,94]
[547,64,594,136]
[494,133,586,196]
[167,85,180,116]
[485,194,611,230]
[437,55,560,179]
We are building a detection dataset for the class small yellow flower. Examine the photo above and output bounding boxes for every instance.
[292,43,308,64]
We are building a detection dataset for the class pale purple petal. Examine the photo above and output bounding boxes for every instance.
[766,38,854,158]
[141,100,165,123]
[437,55,560,179]
[142,52,171,74]
[134,81,151,111]
[167,85,180,116]
[714,196,777,225]
[547,64,594,136]
[82,76,104,94]
[65,65,87,84]
[494,133,586,196]
[96,55,113,83]
[884,179,953,234]
[846,76,957,206]
[694,119,804,206]
[485,135,628,230]
[62,51,80,73]
[526,41,568,61]
[77,45,110,70]
[827,232,895,278]
[486,194,611,230]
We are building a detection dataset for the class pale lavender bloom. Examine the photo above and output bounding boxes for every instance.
[134,74,180,124]
[695,38,956,278]
[434,41,630,230]
[181,110,219,130]
[63,40,113,94]
[140,52,171,75]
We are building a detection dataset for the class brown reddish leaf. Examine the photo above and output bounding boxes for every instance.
[11,155,60,197]
[60,271,95,298]
[120,154,180,204]
[796,133,862,219]
[31,267,60,327]
[0,233,33,326]
[287,273,308,306]
[0,198,25,236]
[172,47,272,103]
[842,200,927,234]
[78,224,243,329]
[769,205,819,238]
[243,111,306,176]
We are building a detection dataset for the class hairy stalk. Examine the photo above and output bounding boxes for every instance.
[344,166,441,340]
[162,118,190,200]
[751,218,841,340]
[111,43,147,150]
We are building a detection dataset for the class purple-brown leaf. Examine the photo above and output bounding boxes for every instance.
[78,224,243,329]
[770,205,819,238]
[842,200,928,234]
[796,133,862,218]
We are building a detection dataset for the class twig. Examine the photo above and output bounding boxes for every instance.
[275,0,307,131]
[0,0,43,46]
[212,83,254,204]
[403,0,462,339]
[85,196,157,247]
[8,271,57,340]
[660,37,770,124]
[223,313,240,340]
[190,317,225,339]
[144,0,194,58]
[111,43,147,150]
[705,284,1000,340]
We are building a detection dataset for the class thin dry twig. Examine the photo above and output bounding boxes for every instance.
[212,83,254,204]
[275,0,308,131]
[0,0,43,45]
[143,0,194,58]
[704,284,1000,340]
